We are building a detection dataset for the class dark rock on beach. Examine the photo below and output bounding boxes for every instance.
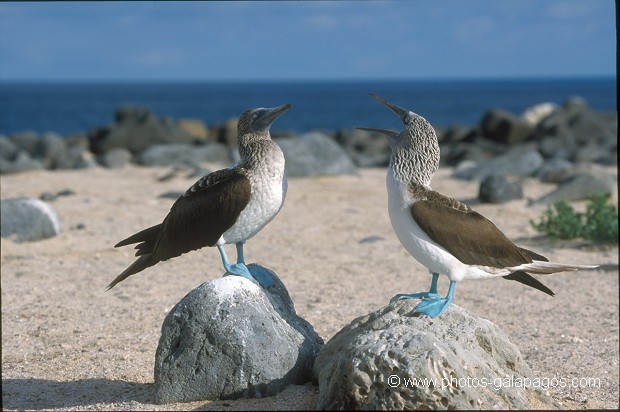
[97,147,133,169]
[480,109,535,145]
[335,129,391,167]
[478,175,523,203]
[452,147,544,181]
[277,132,357,177]
[0,151,44,174]
[1,96,615,179]
[88,107,200,155]
[535,97,617,164]
[138,142,231,169]
[154,265,323,404]
[530,172,617,205]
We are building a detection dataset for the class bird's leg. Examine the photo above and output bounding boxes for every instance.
[217,243,274,289]
[235,241,245,264]
[236,242,275,289]
[218,244,253,281]
[390,273,441,303]
[414,280,456,318]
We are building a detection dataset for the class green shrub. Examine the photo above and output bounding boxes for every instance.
[530,193,618,243]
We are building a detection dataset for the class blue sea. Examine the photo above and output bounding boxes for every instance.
[0,77,615,136]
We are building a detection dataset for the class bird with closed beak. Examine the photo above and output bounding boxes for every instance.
[109,104,291,290]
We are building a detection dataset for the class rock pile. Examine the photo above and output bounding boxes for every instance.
[1,97,616,201]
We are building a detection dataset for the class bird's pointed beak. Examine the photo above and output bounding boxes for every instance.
[368,93,410,123]
[355,127,399,139]
[253,103,292,132]
[355,127,400,148]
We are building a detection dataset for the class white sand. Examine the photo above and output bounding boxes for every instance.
[1,165,618,410]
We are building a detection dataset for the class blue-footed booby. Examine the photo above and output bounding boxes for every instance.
[357,94,597,317]
[108,104,291,290]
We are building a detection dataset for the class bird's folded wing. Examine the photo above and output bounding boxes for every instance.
[149,168,252,260]
[411,199,534,268]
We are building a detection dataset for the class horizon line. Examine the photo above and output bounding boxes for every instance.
[0,74,615,85]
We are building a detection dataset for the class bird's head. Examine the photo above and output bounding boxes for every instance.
[238,104,292,138]
[356,93,436,148]
[356,93,440,186]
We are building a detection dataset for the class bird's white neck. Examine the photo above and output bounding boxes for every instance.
[239,139,285,181]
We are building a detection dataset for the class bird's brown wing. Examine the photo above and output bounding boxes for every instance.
[109,168,251,290]
[151,168,252,261]
[410,194,554,295]
[115,168,251,261]
[410,198,534,268]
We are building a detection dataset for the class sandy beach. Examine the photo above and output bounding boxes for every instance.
[1,164,618,410]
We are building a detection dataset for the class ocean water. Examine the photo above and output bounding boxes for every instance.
[0,77,615,135]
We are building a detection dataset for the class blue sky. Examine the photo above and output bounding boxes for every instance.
[0,1,615,82]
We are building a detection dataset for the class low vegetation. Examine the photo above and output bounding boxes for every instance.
[530,193,618,243]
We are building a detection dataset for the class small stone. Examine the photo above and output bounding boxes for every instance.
[1,198,62,242]
[98,148,133,169]
[479,175,523,203]
[536,158,575,183]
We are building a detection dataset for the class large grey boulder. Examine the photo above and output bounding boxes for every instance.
[277,132,357,177]
[9,131,40,154]
[97,147,133,169]
[0,198,62,242]
[154,264,323,404]
[0,151,44,174]
[37,132,69,169]
[335,129,391,167]
[536,158,575,183]
[480,109,535,145]
[88,107,199,155]
[314,299,555,410]
[0,135,18,160]
[530,172,616,205]
[453,147,544,181]
[139,142,230,168]
[536,97,617,164]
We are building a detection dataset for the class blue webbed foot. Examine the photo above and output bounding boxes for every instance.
[392,275,457,318]
[414,296,453,317]
[224,263,274,289]
[218,243,275,289]
[414,280,456,317]
[390,273,441,304]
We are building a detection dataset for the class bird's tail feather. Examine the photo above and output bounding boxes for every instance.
[511,261,598,275]
[503,271,555,296]
[107,254,158,290]
[115,224,161,248]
